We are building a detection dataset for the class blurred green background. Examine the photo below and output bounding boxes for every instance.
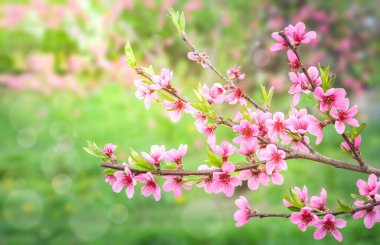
[1,0,380,244]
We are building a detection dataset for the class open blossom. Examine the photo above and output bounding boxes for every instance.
[330,104,359,134]
[112,166,136,198]
[307,115,324,145]
[195,122,217,145]
[288,72,309,106]
[287,50,302,70]
[257,144,287,175]
[135,172,161,201]
[270,32,287,51]
[240,168,269,190]
[289,108,309,135]
[103,143,117,158]
[233,196,252,227]
[284,22,316,46]
[253,111,272,136]
[211,141,235,161]
[162,176,192,198]
[165,144,187,164]
[290,207,318,232]
[353,199,380,229]
[141,145,166,166]
[314,214,347,242]
[310,188,327,211]
[202,83,226,104]
[227,66,245,80]
[105,175,117,185]
[232,119,259,144]
[197,164,216,193]
[265,112,291,140]
[313,87,348,112]
[187,51,209,68]
[162,99,194,122]
[341,135,361,151]
[237,140,259,157]
[283,186,308,207]
[270,170,284,185]
[225,87,245,105]
[134,79,158,109]
[282,136,310,152]
[356,174,379,196]
[307,66,322,86]
[151,68,173,90]
[212,162,242,197]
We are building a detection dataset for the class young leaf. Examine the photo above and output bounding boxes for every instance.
[129,148,156,171]
[125,42,136,68]
[336,199,352,212]
[205,147,222,167]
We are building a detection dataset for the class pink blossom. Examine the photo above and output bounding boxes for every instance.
[141,145,166,166]
[341,135,361,151]
[253,111,272,136]
[162,99,194,122]
[282,136,310,152]
[103,143,117,158]
[211,141,235,161]
[165,144,187,164]
[270,32,287,51]
[196,165,216,193]
[134,79,158,109]
[307,116,324,145]
[225,87,246,105]
[112,167,136,198]
[287,50,302,70]
[352,199,380,229]
[270,171,284,185]
[237,140,259,157]
[202,83,226,104]
[288,72,309,106]
[240,168,269,190]
[307,66,322,86]
[195,122,217,145]
[233,196,252,227]
[105,175,117,185]
[310,188,327,210]
[289,108,309,135]
[135,172,161,201]
[187,51,209,68]
[283,186,308,207]
[227,66,245,80]
[257,144,287,175]
[314,214,346,242]
[151,68,173,90]
[290,207,318,232]
[212,162,242,197]
[330,104,359,134]
[284,22,316,46]
[265,112,291,140]
[232,119,259,144]
[162,176,192,198]
[313,87,348,112]
[356,174,379,196]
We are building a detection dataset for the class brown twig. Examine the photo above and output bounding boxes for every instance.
[250,201,380,219]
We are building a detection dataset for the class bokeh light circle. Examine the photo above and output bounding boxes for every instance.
[3,190,44,229]
[181,199,222,238]
[51,173,72,194]
[107,203,129,224]
[69,201,110,241]
[17,128,37,148]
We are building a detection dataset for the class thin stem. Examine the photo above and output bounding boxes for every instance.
[179,32,266,112]
[250,201,380,219]
[278,31,367,169]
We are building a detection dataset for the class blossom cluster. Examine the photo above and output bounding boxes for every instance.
[234,174,380,242]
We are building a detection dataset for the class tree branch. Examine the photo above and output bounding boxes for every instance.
[250,201,380,219]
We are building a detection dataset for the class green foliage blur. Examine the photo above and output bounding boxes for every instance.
[1,0,380,244]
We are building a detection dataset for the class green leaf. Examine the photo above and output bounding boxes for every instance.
[125,42,136,68]
[287,206,301,212]
[157,90,176,102]
[83,141,106,158]
[129,148,156,171]
[104,169,117,175]
[319,65,335,92]
[167,7,185,34]
[163,161,177,170]
[184,176,203,185]
[336,199,352,212]
[205,147,223,167]
[290,188,304,208]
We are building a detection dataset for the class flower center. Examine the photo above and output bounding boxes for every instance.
[323,220,335,232]
[271,153,281,162]
[323,95,335,105]
[219,173,231,184]
[274,121,283,131]
[301,213,313,224]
